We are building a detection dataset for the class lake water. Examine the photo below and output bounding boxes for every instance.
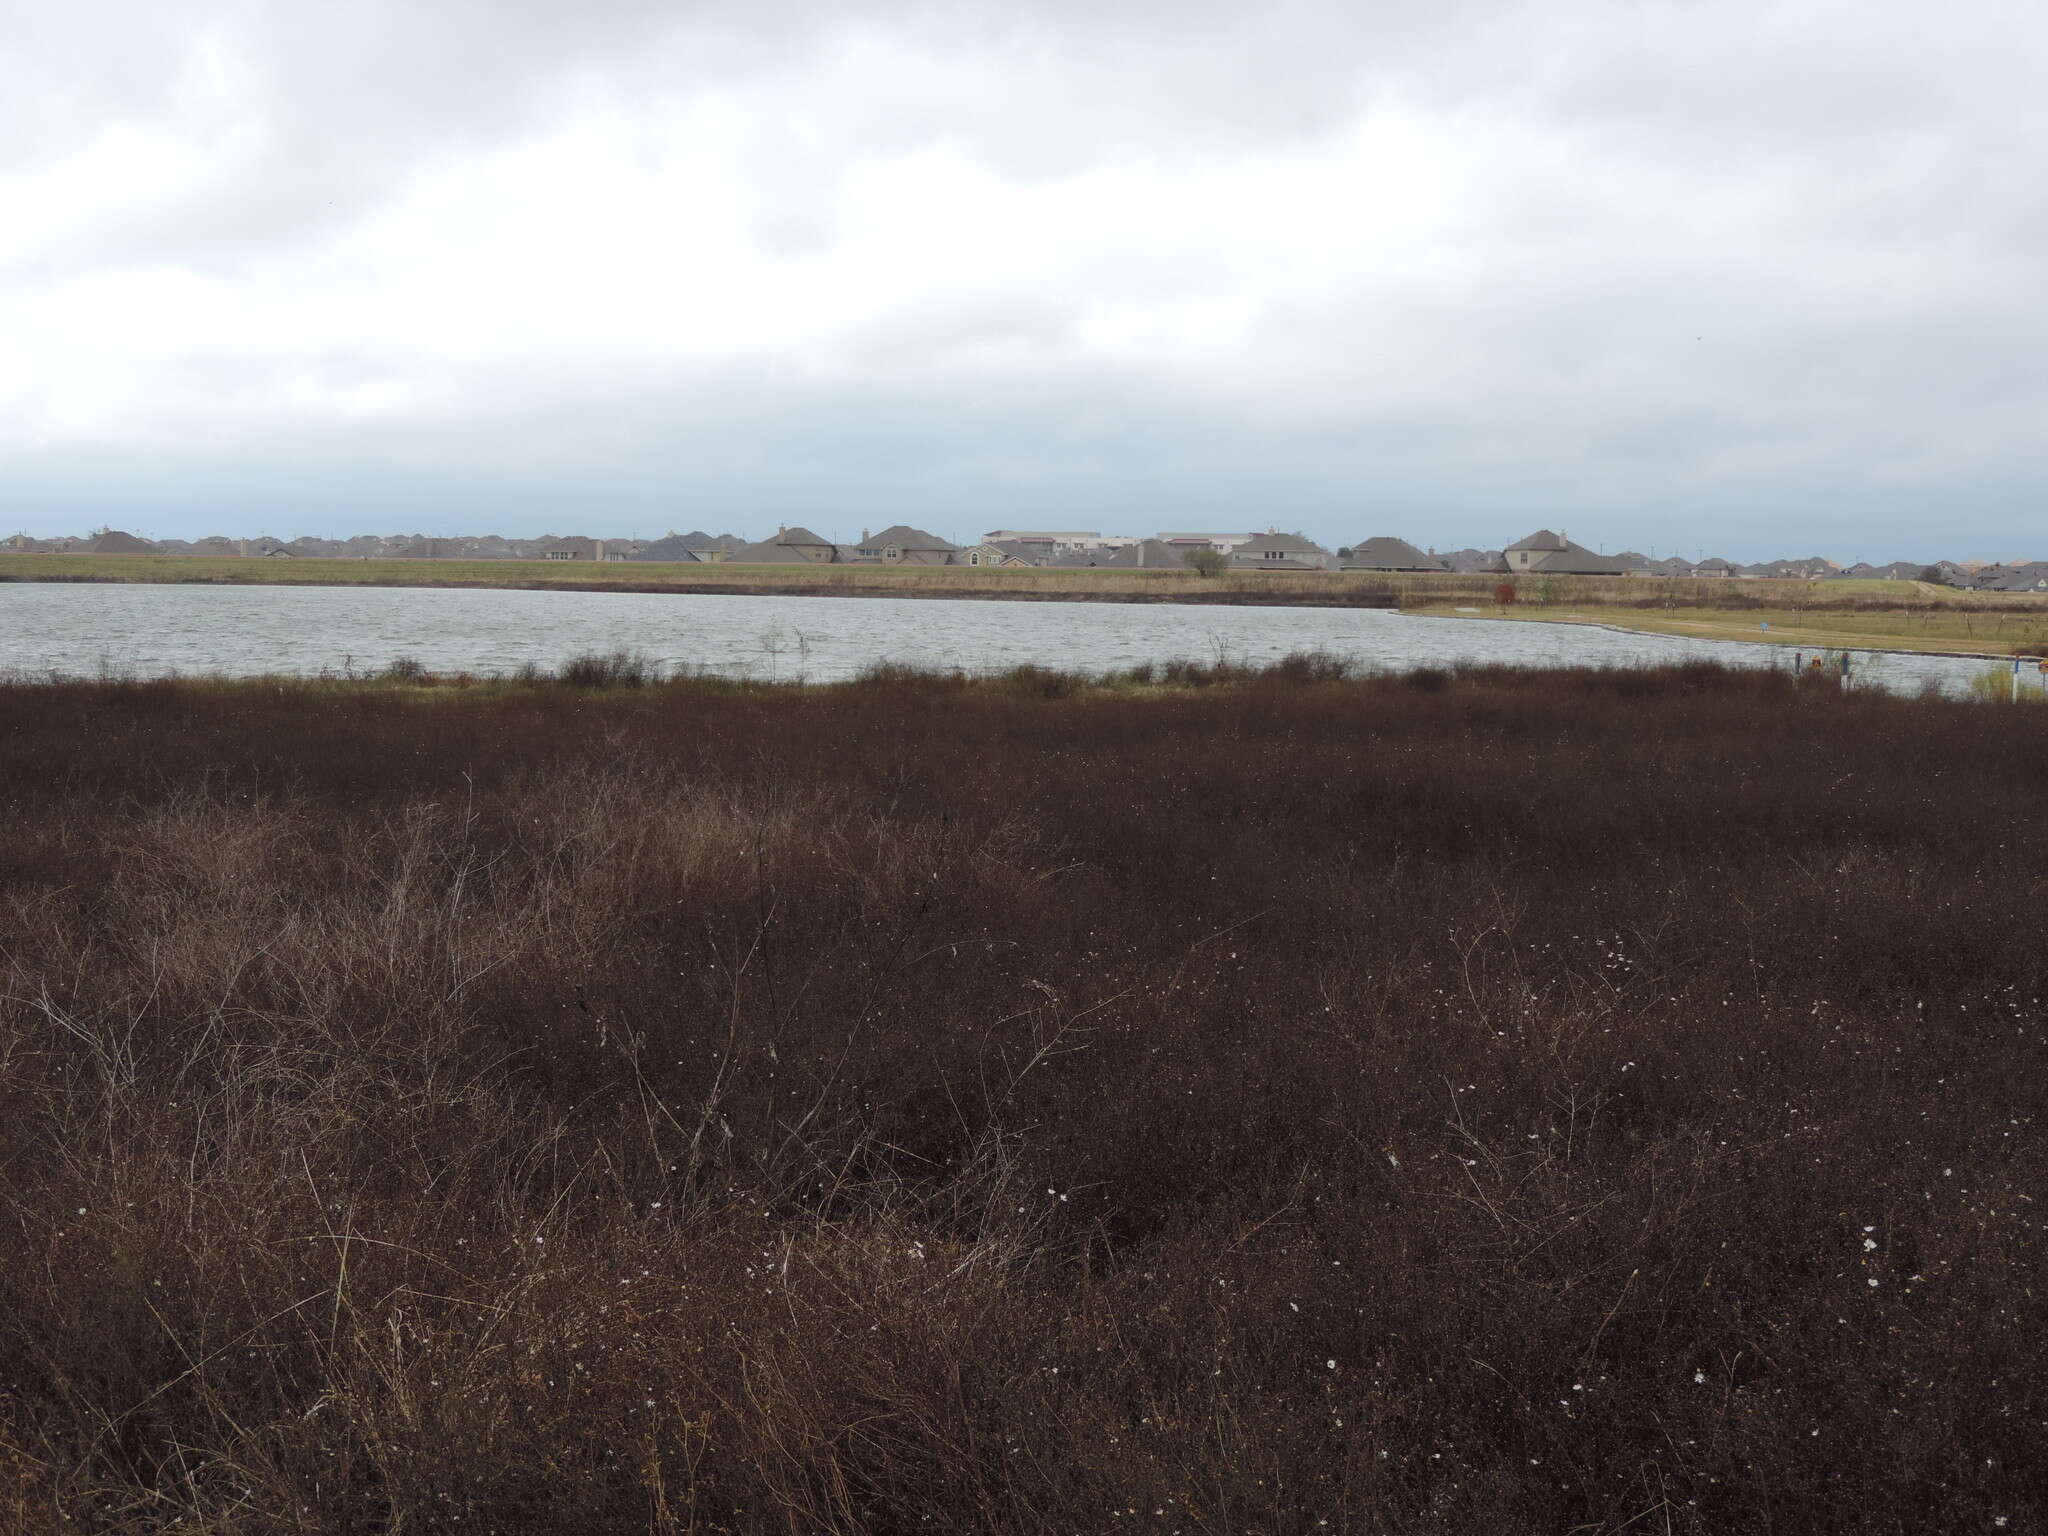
[0,581,2018,696]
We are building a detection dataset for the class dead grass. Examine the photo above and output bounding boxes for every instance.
[1416,596,2048,655]
[1,660,2043,1532]
[1,552,1417,605]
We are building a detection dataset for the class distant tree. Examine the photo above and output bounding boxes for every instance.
[1493,581,1518,607]
[1183,548,1230,578]
[1336,547,1353,559]
[1918,565,1945,584]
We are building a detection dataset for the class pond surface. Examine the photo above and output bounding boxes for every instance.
[0,581,2016,696]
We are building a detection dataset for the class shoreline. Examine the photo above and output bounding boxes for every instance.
[5,562,2038,659]
[1407,605,2026,662]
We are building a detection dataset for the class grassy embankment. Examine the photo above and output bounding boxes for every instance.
[13,552,2048,653]
[0,553,1414,607]
[1405,577,2048,656]
[2,657,2043,1533]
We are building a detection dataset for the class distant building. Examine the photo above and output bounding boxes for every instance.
[1050,538,1190,570]
[83,529,159,555]
[1496,531,1627,576]
[1230,532,1332,571]
[623,535,703,563]
[1340,537,1448,572]
[1157,532,1255,553]
[981,530,1119,559]
[955,541,1040,568]
[849,525,959,566]
[532,536,601,561]
[724,526,836,565]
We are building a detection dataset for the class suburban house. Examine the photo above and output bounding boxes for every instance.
[1977,562,2048,592]
[955,541,1040,568]
[84,530,160,555]
[682,533,746,563]
[1746,556,1839,580]
[1051,538,1190,570]
[851,526,959,566]
[981,530,1125,560]
[1157,532,1255,554]
[1231,532,1333,571]
[725,526,836,565]
[1340,537,1448,572]
[624,534,703,563]
[1496,530,1628,576]
[533,537,603,561]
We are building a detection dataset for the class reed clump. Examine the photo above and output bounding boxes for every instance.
[1,660,2042,1533]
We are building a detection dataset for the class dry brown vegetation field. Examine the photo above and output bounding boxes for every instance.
[2,658,2044,1533]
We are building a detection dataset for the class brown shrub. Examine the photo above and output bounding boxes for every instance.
[0,663,2042,1532]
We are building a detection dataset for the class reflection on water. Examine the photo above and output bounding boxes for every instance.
[0,581,2007,696]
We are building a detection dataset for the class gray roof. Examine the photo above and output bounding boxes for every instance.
[1106,538,1194,569]
[776,526,831,548]
[626,536,703,562]
[1237,531,1329,555]
[85,530,159,554]
[865,524,956,551]
[1344,536,1446,571]
[724,539,817,564]
[1497,534,1628,576]
[980,540,1045,564]
[1049,539,1187,569]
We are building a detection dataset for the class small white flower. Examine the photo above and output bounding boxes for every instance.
[1326,1359,1337,1370]
[1867,1278,1880,1288]
[1694,1371,1707,1385]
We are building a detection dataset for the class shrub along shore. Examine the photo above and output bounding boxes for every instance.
[2,659,2042,1533]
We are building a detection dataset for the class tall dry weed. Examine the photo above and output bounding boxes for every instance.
[0,662,2042,1531]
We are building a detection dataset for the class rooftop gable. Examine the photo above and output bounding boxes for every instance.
[866,524,957,551]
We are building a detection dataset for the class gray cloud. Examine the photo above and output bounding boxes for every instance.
[3,0,2045,558]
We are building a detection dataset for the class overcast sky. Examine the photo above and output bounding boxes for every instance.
[4,0,2044,558]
